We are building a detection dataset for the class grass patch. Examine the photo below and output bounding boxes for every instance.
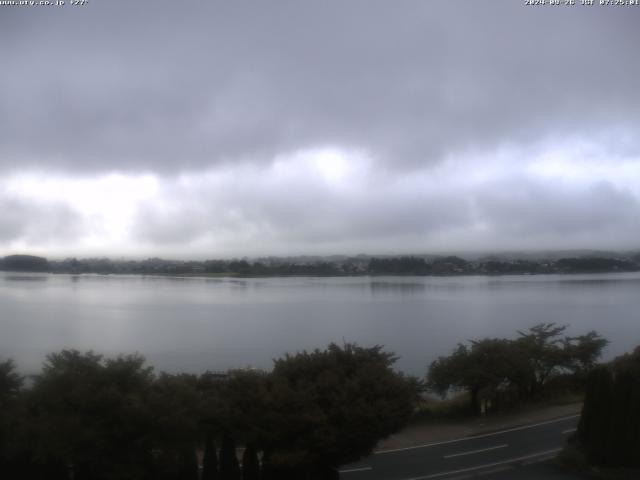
[410,393,473,423]
[409,391,584,425]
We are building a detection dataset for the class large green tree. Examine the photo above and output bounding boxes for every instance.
[241,445,260,480]
[219,435,241,480]
[0,359,24,476]
[427,324,608,412]
[261,343,418,477]
[28,350,156,480]
[577,346,640,468]
[148,373,201,480]
[428,338,516,413]
[2,343,420,479]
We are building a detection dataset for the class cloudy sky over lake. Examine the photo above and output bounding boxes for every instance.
[1,0,639,258]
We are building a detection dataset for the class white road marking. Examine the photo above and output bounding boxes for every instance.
[376,414,579,454]
[404,448,563,479]
[561,428,577,434]
[339,466,373,474]
[443,444,508,459]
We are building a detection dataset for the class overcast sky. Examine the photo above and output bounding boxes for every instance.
[1,0,639,258]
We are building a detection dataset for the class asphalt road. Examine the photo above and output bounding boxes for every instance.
[339,415,580,480]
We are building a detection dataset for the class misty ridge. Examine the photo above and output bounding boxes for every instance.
[2,251,640,277]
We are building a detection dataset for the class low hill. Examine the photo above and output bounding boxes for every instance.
[0,255,49,272]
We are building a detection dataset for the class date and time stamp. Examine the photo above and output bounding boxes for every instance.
[1,0,639,7]
[526,0,639,5]
[2,0,639,7]
[0,0,88,6]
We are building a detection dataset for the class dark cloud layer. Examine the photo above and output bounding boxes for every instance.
[2,1,639,173]
[1,1,639,255]
[126,155,640,255]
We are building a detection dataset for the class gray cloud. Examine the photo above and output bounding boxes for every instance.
[473,178,640,246]
[2,1,639,174]
[0,195,83,245]
[2,1,640,255]
[128,161,640,256]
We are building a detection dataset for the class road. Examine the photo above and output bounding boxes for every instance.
[339,415,580,480]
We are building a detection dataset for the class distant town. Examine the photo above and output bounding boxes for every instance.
[2,251,640,276]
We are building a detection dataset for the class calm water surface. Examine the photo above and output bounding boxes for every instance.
[1,272,639,375]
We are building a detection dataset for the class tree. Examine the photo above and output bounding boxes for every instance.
[368,256,430,275]
[177,447,199,480]
[28,350,156,480]
[0,254,48,272]
[148,373,201,479]
[513,323,568,396]
[202,434,219,480]
[213,370,271,448]
[262,343,418,477]
[427,339,516,413]
[427,324,609,412]
[0,359,24,475]
[577,346,640,468]
[219,435,241,480]
[563,331,609,378]
[0,359,22,400]
[576,366,614,465]
[241,444,260,480]
[514,324,607,396]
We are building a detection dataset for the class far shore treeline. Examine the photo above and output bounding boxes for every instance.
[2,252,640,276]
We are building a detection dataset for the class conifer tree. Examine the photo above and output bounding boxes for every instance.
[179,447,199,480]
[202,434,219,480]
[241,444,260,480]
[219,435,241,480]
[577,365,613,465]
[577,347,640,468]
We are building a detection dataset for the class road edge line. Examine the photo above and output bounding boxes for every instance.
[443,444,508,459]
[376,414,579,454]
[339,466,373,474]
[405,448,563,479]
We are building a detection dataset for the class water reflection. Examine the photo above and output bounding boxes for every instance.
[369,281,425,295]
[3,275,48,282]
[1,271,639,376]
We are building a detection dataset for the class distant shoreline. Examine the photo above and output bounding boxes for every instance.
[2,269,640,280]
[2,252,640,278]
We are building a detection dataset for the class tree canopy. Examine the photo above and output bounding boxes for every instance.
[0,343,418,480]
[576,346,640,468]
[262,344,417,471]
[427,324,608,413]
[0,254,49,272]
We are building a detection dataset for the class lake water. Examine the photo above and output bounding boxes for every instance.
[1,271,639,376]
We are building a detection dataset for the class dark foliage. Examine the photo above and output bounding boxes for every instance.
[263,343,418,470]
[202,434,219,480]
[26,351,157,480]
[577,346,640,468]
[0,254,49,272]
[3,251,639,277]
[427,324,608,413]
[555,257,637,273]
[0,343,418,478]
[220,435,241,480]
[0,359,24,476]
[368,256,430,275]
[241,444,260,480]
